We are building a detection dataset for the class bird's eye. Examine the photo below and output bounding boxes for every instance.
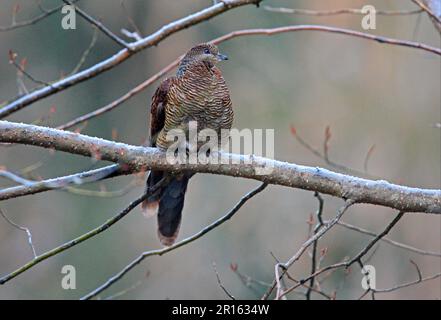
[204,48,210,54]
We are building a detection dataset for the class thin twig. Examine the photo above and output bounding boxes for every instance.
[0,0,262,118]
[57,56,181,130]
[273,200,354,299]
[0,169,34,186]
[412,0,441,25]
[336,220,441,257]
[59,24,441,130]
[0,164,125,201]
[290,125,380,179]
[270,252,333,300]
[213,262,235,299]
[305,192,324,300]
[373,273,441,293]
[62,0,130,49]
[9,51,51,86]
[0,1,79,31]
[0,208,37,259]
[279,211,407,299]
[0,187,165,284]
[346,211,405,265]
[69,26,99,75]
[120,0,142,37]
[81,183,268,300]
[410,259,423,282]
[263,5,423,16]
[363,144,376,173]
[104,280,143,300]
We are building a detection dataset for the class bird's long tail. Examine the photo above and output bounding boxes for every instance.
[142,171,190,246]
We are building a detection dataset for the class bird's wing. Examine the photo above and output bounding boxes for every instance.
[149,77,174,146]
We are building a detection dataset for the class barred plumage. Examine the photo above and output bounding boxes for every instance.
[142,43,233,246]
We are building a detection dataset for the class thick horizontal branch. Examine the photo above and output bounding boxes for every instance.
[1,121,439,213]
[0,0,261,118]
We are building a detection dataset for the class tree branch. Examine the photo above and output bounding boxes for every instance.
[1,121,440,213]
[61,0,130,49]
[336,221,441,257]
[57,24,441,131]
[263,5,423,16]
[213,25,441,56]
[0,1,80,32]
[0,192,148,285]
[412,0,441,25]
[0,164,124,201]
[0,0,262,119]
[80,182,268,300]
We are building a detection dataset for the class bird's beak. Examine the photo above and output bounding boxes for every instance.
[217,53,228,61]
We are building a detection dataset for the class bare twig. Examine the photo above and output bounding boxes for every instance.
[0,0,262,119]
[263,5,423,16]
[212,25,441,56]
[58,22,441,131]
[0,1,79,32]
[410,260,423,281]
[336,221,441,257]
[120,0,142,38]
[279,211,407,299]
[290,125,380,179]
[8,51,51,86]
[273,200,354,299]
[269,253,333,300]
[213,262,235,299]
[373,273,441,293]
[305,192,324,300]
[412,0,441,25]
[420,0,441,33]
[0,189,159,284]
[363,144,376,173]
[0,164,126,201]
[230,263,272,290]
[104,280,143,300]
[62,0,129,49]
[57,56,181,130]
[0,208,37,259]
[0,169,34,186]
[69,27,99,75]
[347,211,405,265]
[81,183,268,300]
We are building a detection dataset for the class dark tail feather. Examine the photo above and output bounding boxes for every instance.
[157,175,190,246]
[141,170,164,218]
[142,171,190,246]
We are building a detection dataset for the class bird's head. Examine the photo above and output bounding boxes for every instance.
[179,43,228,71]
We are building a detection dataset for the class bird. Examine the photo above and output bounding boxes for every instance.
[142,43,233,246]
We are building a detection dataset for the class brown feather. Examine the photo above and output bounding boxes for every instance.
[149,77,174,147]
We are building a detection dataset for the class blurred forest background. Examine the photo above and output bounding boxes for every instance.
[0,0,439,299]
